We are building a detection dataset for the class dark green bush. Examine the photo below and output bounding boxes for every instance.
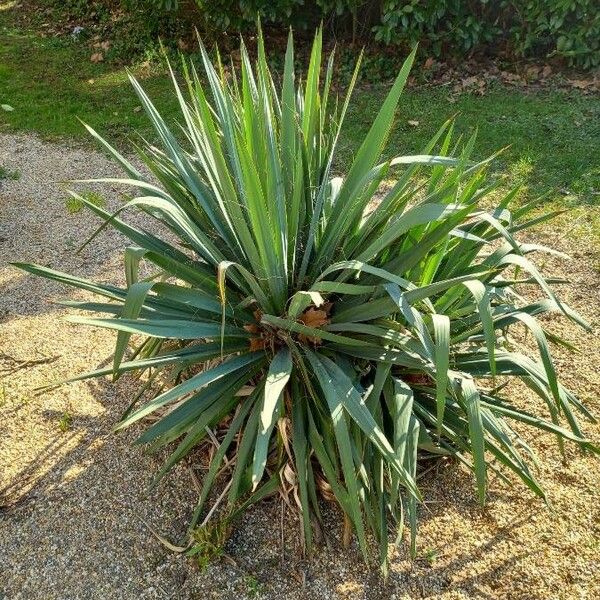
[512,0,600,69]
[161,0,600,68]
[39,0,600,68]
[194,0,304,30]
[374,0,599,68]
[373,1,502,55]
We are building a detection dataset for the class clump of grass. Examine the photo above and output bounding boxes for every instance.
[57,410,73,432]
[186,519,231,571]
[509,155,534,186]
[244,575,264,597]
[65,190,106,214]
[422,548,439,566]
[0,165,20,180]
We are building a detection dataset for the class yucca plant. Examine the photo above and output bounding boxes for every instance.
[15,29,598,571]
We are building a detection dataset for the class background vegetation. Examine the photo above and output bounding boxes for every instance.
[27,0,600,69]
[2,3,599,214]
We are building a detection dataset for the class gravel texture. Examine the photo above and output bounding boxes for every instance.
[1,132,599,599]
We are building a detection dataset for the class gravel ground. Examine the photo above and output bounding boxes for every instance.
[0,132,599,600]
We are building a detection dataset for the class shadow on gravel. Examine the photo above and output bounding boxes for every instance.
[0,345,538,599]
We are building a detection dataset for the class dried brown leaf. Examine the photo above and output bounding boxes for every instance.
[299,308,329,329]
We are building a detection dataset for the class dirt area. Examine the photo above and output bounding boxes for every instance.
[0,132,598,599]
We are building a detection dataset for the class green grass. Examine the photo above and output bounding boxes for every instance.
[1,16,598,210]
[64,190,106,214]
[0,164,20,180]
[341,85,600,206]
[0,27,180,140]
[57,410,73,432]
[243,575,264,598]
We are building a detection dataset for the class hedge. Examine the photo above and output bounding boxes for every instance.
[46,0,600,69]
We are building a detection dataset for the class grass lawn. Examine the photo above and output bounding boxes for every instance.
[1,16,599,236]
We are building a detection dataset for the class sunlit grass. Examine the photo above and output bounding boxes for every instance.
[0,14,598,210]
[64,190,106,214]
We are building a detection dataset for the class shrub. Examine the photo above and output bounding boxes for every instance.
[37,0,600,68]
[194,0,305,30]
[374,0,600,67]
[511,0,600,69]
[16,30,598,570]
[189,1,600,68]
[373,0,502,55]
